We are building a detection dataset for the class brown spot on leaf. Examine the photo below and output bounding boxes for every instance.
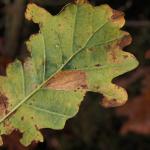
[81,84,88,89]
[111,9,125,27]
[111,10,124,20]
[101,97,126,108]
[3,120,14,133]
[46,71,88,91]
[110,50,117,61]
[95,64,101,67]
[0,93,8,115]
[119,34,132,48]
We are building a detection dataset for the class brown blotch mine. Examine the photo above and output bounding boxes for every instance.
[45,70,88,91]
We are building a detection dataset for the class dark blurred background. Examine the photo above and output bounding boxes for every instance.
[0,0,150,150]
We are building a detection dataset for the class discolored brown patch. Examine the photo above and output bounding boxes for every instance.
[111,9,125,27]
[101,97,126,108]
[0,93,9,115]
[46,71,88,91]
[111,10,124,20]
[106,40,120,63]
[3,120,14,134]
[119,34,132,48]
[111,50,117,61]
[108,49,117,62]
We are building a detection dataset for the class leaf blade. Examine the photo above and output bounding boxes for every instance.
[0,3,138,146]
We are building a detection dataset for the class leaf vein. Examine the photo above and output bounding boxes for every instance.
[26,104,69,118]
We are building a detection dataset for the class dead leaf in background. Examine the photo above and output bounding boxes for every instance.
[117,68,150,135]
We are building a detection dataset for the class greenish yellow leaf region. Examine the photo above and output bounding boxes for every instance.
[0,3,138,146]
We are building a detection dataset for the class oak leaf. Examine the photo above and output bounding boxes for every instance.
[0,2,138,146]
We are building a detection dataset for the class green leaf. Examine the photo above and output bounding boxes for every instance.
[0,3,138,146]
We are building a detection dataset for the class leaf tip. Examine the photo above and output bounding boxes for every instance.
[101,97,127,108]
[100,84,128,108]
